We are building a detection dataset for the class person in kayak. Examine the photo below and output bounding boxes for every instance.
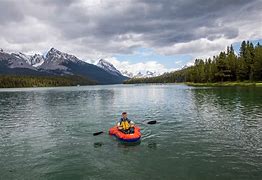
[117,112,135,134]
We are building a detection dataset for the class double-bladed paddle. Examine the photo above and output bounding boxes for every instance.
[93,131,104,136]
[147,120,157,124]
[93,120,157,136]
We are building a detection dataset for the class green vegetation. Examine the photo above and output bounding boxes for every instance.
[185,82,262,87]
[0,75,96,88]
[124,41,262,86]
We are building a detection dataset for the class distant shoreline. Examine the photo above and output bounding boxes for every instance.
[0,75,96,88]
[1,78,262,88]
[124,81,262,87]
[185,82,262,87]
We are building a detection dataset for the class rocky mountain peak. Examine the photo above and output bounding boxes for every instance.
[97,59,123,76]
[46,48,62,58]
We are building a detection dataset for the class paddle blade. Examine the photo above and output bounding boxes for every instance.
[93,131,104,136]
[147,120,157,124]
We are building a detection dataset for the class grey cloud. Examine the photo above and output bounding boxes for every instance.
[0,0,261,57]
[41,0,76,6]
[0,0,25,24]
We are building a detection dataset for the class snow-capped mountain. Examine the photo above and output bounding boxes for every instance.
[12,52,32,65]
[31,54,45,67]
[39,48,84,71]
[11,52,44,67]
[1,51,35,69]
[0,50,46,76]
[144,71,158,77]
[121,70,134,78]
[38,48,129,84]
[120,70,159,78]
[0,48,129,84]
[133,71,159,78]
[97,59,123,76]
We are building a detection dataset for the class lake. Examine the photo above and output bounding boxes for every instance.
[0,84,261,180]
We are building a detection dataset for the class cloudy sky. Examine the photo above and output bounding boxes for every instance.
[0,0,262,74]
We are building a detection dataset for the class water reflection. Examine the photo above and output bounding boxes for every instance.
[147,141,157,149]
[1,85,262,179]
[117,140,141,147]
[93,142,103,148]
[190,87,262,160]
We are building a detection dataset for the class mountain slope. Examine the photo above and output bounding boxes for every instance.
[40,48,82,71]
[39,48,129,84]
[0,48,129,84]
[30,54,45,67]
[1,51,35,69]
[0,51,47,76]
[97,59,123,76]
[11,52,44,67]
[63,60,128,84]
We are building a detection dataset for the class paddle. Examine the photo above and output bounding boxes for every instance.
[93,120,157,136]
[147,120,157,124]
[93,131,104,136]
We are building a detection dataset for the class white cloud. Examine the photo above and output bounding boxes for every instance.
[156,38,233,59]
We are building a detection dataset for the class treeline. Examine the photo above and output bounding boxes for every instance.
[125,41,262,84]
[0,75,96,88]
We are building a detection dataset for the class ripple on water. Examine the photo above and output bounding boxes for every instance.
[0,85,262,179]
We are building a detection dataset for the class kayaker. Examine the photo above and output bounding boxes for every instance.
[117,112,135,134]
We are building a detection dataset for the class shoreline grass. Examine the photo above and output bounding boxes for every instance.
[185,82,262,87]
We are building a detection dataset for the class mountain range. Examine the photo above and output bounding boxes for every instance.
[0,48,129,84]
[95,58,160,78]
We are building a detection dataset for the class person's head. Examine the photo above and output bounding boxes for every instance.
[122,112,127,119]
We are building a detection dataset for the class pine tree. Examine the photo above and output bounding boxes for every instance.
[215,52,231,82]
[253,44,262,80]
[240,41,246,58]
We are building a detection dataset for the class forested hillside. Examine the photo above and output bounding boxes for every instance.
[0,75,96,88]
[124,41,262,84]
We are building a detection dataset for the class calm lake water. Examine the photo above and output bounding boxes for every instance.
[0,84,261,180]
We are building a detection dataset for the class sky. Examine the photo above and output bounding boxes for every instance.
[0,0,262,75]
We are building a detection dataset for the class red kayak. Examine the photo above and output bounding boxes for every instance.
[109,125,141,142]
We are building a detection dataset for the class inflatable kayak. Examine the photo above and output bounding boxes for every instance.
[109,126,141,142]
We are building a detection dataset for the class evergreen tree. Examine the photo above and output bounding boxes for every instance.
[124,40,262,84]
[253,45,262,80]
